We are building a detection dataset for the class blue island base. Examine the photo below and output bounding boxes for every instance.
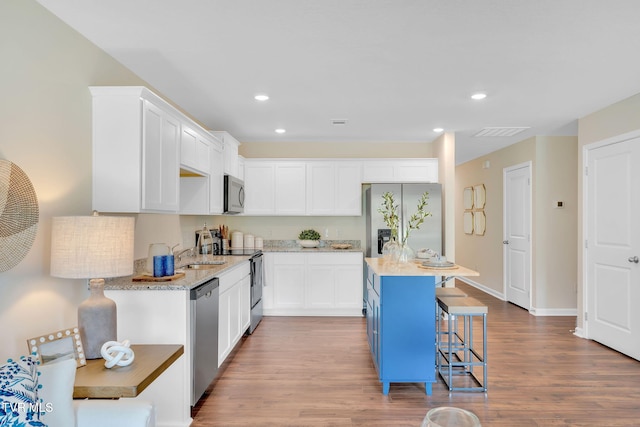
[382,381,433,395]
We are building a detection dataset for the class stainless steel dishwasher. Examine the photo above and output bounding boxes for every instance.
[190,277,219,406]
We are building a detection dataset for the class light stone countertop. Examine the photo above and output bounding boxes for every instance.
[104,255,251,291]
[261,239,363,253]
[104,241,364,291]
[263,246,363,253]
[365,257,479,277]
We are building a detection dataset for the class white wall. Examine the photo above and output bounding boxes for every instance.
[0,0,169,360]
[432,132,456,260]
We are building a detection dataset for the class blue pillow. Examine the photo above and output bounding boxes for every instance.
[0,356,45,426]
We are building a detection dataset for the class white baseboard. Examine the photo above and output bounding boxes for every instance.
[456,277,504,300]
[456,278,578,317]
[530,307,577,316]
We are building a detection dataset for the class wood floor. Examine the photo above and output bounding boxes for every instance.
[192,281,640,426]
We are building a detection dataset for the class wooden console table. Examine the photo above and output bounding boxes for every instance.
[73,344,184,398]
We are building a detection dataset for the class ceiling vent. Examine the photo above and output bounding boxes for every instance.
[474,127,529,137]
[331,119,348,126]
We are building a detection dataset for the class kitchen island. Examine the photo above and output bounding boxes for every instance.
[364,257,479,395]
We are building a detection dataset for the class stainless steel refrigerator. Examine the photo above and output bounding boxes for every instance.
[365,183,442,258]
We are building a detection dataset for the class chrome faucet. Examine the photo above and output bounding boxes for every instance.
[174,247,196,263]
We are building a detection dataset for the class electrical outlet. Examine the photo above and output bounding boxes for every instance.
[324,228,329,238]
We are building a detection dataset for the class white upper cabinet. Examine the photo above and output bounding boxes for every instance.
[334,162,362,215]
[243,160,306,215]
[306,161,362,216]
[91,87,182,213]
[208,138,224,214]
[92,86,225,214]
[244,161,276,215]
[142,101,181,212]
[306,162,335,215]
[362,159,438,183]
[180,126,211,176]
[244,158,436,216]
[237,155,245,181]
[211,131,241,178]
[274,162,306,215]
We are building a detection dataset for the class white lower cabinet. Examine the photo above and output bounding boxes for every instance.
[264,252,363,316]
[218,262,251,367]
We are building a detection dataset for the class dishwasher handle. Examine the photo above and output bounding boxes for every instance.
[190,278,219,300]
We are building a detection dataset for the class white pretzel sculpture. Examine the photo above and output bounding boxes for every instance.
[100,339,135,368]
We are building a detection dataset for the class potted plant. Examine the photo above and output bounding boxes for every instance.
[298,229,321,248]
[378,191,431,262]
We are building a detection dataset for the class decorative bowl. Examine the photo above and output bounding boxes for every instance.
[299,240,320,248]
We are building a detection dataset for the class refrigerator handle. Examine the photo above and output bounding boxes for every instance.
[400,202,407,242]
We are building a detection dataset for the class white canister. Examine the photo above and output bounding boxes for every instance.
[244,234,255,249]
[254,237,263,249]
[231,231,244,248]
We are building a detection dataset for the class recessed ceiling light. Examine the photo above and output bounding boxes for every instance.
[471,93,487,100]
[433,128,444,133]
[254,94,269,101]
[275,128,286,134]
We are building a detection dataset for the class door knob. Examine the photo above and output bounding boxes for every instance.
[629,256,639,264]
[503,240,509,245]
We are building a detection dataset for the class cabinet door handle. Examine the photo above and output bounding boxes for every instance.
[629,256,639,264]
[503,240,509,245]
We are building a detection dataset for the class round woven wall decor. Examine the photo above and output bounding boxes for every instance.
[0,160,39,272]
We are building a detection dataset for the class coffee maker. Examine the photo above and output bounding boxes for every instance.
[195,228,222,255]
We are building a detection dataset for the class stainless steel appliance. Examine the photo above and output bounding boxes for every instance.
[365,183,443,258]
[224,175,245,214]
[248,252,263,334]
[364,183,442,314]
[195,228,222,255]
[190,278,219,406]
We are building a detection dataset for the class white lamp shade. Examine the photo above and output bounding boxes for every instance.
[50,215,134,279]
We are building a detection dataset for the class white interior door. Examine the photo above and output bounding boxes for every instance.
[503,162,532,310]
[586,134,640,360]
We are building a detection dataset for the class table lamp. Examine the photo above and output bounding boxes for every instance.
[50,211,134,359]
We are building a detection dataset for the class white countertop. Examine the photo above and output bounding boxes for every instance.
[365,257,479,277]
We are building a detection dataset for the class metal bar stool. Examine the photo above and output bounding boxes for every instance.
[436,296,488,392]
[435,287,468,351]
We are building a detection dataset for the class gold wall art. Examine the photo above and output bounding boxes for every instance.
[463,183,486,236]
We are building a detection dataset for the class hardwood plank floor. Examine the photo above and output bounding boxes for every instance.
[192,281,640,426]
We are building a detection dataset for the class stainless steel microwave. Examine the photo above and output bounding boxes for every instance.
[224,175,245,214]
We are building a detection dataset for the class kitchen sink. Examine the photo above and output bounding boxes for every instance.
[185,262,226,269]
